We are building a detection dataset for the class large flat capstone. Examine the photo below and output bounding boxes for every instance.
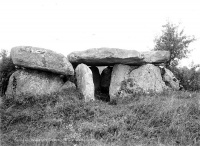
[11,46,74,76]
[68,48,170,66]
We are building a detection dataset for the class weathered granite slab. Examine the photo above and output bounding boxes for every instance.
[11,46,74,76]
[68,48,170,66]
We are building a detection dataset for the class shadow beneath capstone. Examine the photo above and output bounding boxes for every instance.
[95,90,110,102]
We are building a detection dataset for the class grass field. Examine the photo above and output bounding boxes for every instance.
[1,89,200,146]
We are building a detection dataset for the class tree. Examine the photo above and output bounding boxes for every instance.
[0,49,15,96]
[154,22,196,68]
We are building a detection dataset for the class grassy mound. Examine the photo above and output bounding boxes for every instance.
[1,90,200,146]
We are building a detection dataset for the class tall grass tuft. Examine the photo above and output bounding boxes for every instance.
[1,89,200,146]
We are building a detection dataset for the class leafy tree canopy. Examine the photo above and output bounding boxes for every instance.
[154,22,196,68]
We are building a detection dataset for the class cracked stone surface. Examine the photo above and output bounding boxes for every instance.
[75,63,95,102]
[6,69,64,100]
[11,46,74,76]
[109,64,168,100]
[68,48,170,66]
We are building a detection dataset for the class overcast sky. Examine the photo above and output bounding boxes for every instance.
[0,0,200,66]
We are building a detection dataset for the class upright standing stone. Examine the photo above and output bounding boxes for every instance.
[75,64,95,102]
[5,69,64,101]
[109,64,134,99]
[163,68,180,90]
[11,46,74,76]
[127,64,166,94]
[109,64,167,100]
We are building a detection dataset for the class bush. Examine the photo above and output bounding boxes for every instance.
[172,65,200,91]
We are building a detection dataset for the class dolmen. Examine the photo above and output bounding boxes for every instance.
[6,46,74,101]
[5,46,180,103]
[68,47,179,101]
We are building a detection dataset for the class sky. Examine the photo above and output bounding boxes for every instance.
[0,0,200,67]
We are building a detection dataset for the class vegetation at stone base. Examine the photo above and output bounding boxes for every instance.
[154,21,196,68]
[1,89,200,146]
